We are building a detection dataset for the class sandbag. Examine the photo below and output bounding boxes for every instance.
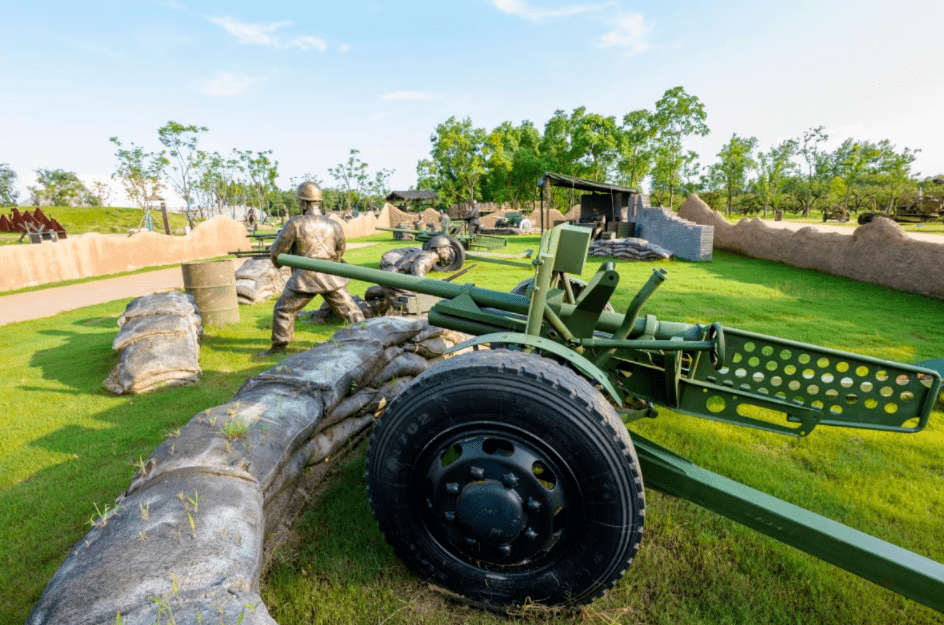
[112,314,201,351]
[105,292,204,395]
[104,333,201,394]
[118,292,200,325]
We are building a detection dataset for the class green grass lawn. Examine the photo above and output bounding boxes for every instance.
[2,232,943,624]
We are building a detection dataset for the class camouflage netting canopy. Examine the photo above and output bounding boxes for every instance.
[235,258,292,305]
[103,292,203,395]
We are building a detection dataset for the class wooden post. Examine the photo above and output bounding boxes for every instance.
[160,202,172,235]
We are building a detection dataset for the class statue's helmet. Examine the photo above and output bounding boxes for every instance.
[296,181,323,202]
[427,235,451,249]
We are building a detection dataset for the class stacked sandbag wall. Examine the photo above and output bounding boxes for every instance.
[588,238,673,261]
[103,292,203,395]
[27,317,470,625]
[678,194,944,300]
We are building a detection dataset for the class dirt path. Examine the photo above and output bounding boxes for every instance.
[0,243,378,327]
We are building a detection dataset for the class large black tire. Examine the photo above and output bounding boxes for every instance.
[511,276,615,312]
[423,234,465,271]
[365,350,645,608]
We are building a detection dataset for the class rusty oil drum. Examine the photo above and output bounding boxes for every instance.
[181,259,240,326]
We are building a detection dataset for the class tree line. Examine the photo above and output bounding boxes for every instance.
[415,87,937,217]
[0,124,395,226]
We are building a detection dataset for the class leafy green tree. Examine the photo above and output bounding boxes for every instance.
[651,87,709,208]
[0,163,19,206]
[754,139,798,217]
[109,138,168,212]
[874,140,919,213]
[236,149,280,219]
[29,168,91,207]
[157,121,208,225]
[796,126,829,217]
[194,151,240,218]
[617,109,656,188]
[651,150,700,208]
[571,110,620,182]
[713,134,758,214]
[328,149,393,211]
[418,117,488,206]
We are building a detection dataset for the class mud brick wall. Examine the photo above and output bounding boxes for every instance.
[678,194,944,300]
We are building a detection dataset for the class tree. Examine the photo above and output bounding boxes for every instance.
[651,150,700,208]
[796,126,829,217]
[236,149,280,220]
[328,149,394,211]
[713,133,758,214]
[0,163,19,206]
[617,109,656,188]
[754,139,798,217]
[28,168,90,207]
[875,140,919,213]
[194,150,238,217]
[157,121,208,226]
[88,180,112,207]
[418,117,488,207]
[651,87,709,208]
[109,137,168,212]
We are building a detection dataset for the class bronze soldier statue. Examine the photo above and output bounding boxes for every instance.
[259,181,365,356]
[364,236,455,316]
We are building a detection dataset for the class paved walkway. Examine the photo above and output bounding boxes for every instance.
[0,243,379,326]
[0,268,185,326]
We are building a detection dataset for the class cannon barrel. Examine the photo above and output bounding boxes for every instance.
[277,253,705,342]
[277,253,531,313]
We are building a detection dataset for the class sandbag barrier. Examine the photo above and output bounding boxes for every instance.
[103,292,203,395]
[28,317,470,625]
[235,258,292,305]
[588,237,673,261]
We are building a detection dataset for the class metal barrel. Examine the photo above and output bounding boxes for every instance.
[181,259,240,327]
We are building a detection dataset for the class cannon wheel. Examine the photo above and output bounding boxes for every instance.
[423,234,465,272]
[511,276,615,312]
[365,350,645,608]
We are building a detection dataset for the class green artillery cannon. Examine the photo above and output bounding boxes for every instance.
[377,214,507,255]
[494,210,533,230]
[277,224,944,612]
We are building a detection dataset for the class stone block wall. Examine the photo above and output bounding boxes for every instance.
[27,317,468,625]
[634,207,714,262]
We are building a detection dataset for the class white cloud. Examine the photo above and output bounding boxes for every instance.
[201,72,258,97]
[381,91,430,100]
[338,43,352,53]
[209,16,327,51]
[286,36,328,51]
[492,0,610,21]
[598,13,651,55]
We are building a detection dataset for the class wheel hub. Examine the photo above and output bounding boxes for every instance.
[422,432,569,566]
[456,480,525,544]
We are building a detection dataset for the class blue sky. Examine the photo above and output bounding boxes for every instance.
[3,0,942,206]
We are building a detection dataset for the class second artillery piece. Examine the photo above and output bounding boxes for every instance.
[277,224,944,613]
